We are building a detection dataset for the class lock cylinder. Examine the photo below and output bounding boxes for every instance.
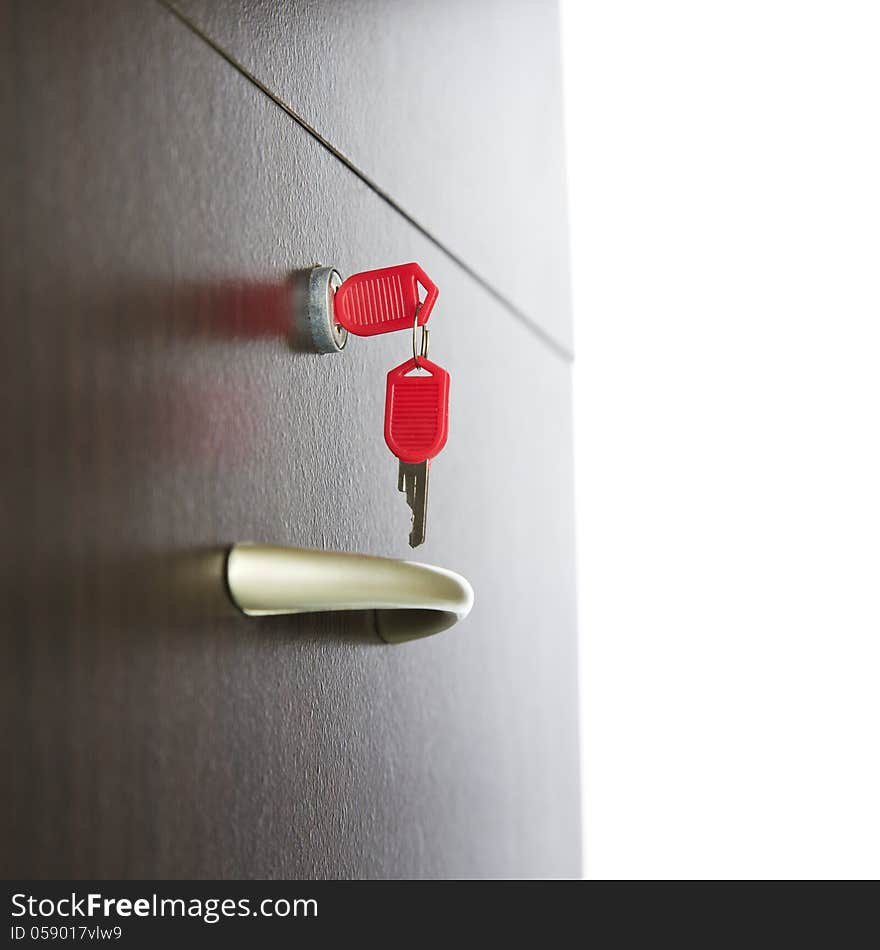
[289,265,348,354]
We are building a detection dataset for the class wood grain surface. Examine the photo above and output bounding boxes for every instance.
[169,0,574,354]
[0,0,579,879]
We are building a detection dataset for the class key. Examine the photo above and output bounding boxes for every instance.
[397,461,430,548]
[333,262,438,336]
[384,356,450,547]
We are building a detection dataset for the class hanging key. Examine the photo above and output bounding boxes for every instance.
[384,355,450,547]
[333,262,438,336]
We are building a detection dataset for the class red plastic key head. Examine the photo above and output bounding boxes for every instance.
[384,357,450,464]
[333,262,438,336]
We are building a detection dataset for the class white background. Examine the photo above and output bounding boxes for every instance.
[561,0,879,879]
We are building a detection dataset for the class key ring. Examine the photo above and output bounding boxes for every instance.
[412,303,429,365]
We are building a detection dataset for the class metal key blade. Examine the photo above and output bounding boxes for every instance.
[398,460,429,547]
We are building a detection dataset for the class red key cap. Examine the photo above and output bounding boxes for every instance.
[384,356,450,463]
[333,262,438,336]
[384,356,450,547]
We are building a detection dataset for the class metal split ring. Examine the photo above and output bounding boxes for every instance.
[412,303,429,365]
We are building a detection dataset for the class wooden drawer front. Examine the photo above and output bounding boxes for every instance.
[170,0,573,353]
[1,0,579,879]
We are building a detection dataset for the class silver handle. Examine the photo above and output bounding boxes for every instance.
[226,543,474,643]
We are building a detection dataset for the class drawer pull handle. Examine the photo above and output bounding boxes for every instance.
[225,543,473,643]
